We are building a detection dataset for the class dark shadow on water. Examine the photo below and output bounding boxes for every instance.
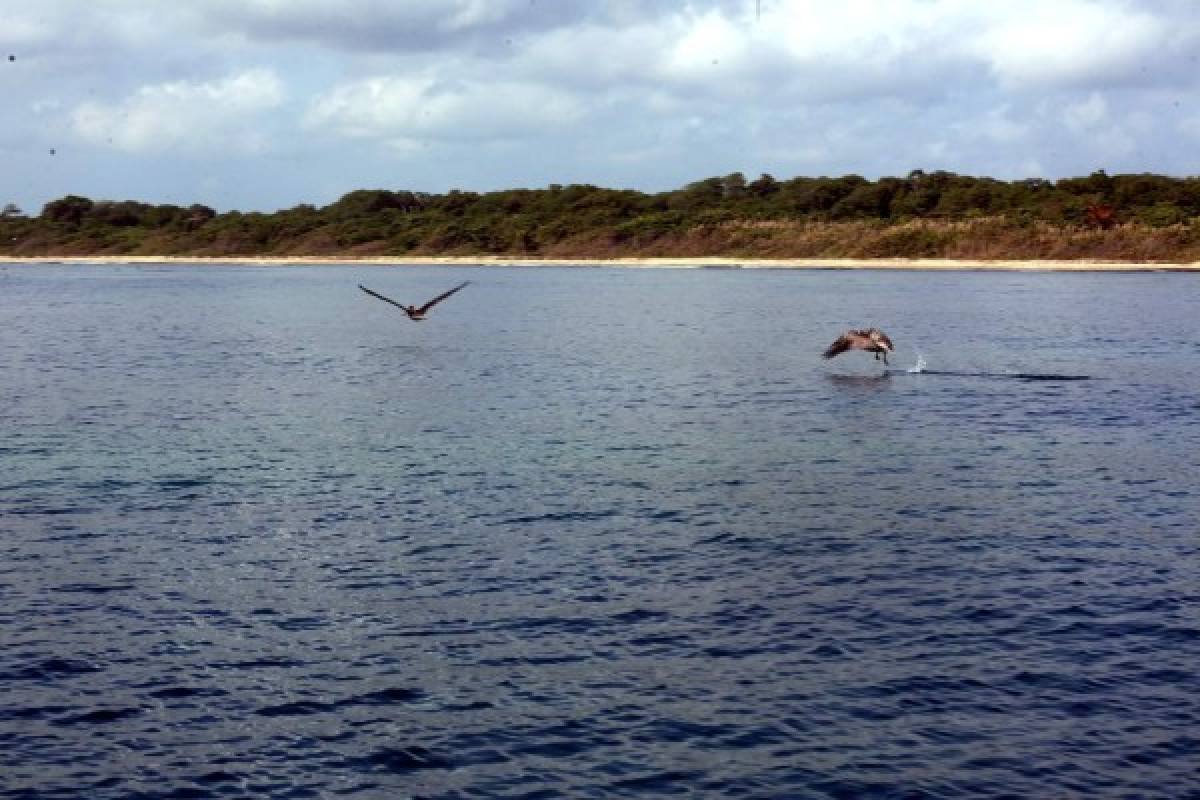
[892,370,1092,382]
[825,373,892,388]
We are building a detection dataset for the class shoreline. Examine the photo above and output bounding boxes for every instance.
[2,255,1199,271]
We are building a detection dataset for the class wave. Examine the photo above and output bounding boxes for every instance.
[897,369,1092,381]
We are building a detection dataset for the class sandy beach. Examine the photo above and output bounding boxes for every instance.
[3,255,1199,271]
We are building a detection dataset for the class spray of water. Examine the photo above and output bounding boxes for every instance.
[907,350,927,373]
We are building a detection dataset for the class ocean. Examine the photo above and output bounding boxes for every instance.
[2,262,1198,798]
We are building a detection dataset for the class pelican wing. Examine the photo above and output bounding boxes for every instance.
[822,334,854,359]
[416,281,470,314]
[358,284,410,312]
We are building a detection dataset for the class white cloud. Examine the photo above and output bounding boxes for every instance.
[942,104,1031,148]
[516,21,667,90]
[0,15,51,46]
[305,73,584,145]
[969,2,1171,89]
[71,69,284,154]
[505,2,970,105]
[6,0,1200,213]
[1063,92,1108,131]
[200,0,581,52]
[1017,158,1046,177]
[664,10,748,76]
[441,0,523,31]
[226,0,523,29]
[1179,115,1200,140]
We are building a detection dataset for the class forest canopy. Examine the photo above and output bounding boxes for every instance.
[4,170,1200,261]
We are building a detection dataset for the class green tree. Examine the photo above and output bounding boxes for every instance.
[747,173,780,197]
[42,195,94,227]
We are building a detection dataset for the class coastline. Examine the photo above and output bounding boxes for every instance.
[3,254,1199,271]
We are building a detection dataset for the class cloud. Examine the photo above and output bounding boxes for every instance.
[71,69,284,154]
[1179,114,1200,140]
[0,15,52,48]
[286,0,1199,189]
[305,72,584,146]
[6,0,1200,214]
[973,106,1034,144]
[503,3,967,107]
[968,2,1180,89]
[1063,92,1108,130]
[200,0,605,53]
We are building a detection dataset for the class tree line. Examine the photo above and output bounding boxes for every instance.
[3,170,1199,260]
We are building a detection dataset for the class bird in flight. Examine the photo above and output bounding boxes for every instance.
[358,281,470,321]
[822,328,895,365]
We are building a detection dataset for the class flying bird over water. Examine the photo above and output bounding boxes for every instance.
[823,328,895,365]
[358,282,469,321]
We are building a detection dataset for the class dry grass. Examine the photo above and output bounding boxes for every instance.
[7,216,1199,263]
[539,217,1200,262]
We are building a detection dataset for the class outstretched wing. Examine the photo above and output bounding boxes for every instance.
[416,281,470,314]
[822,334,853,359]
[875,330,895,351]
[358,284,409,312]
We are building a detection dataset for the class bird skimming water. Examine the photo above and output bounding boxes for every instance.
[358,282,469,321]
[823,328,895,365]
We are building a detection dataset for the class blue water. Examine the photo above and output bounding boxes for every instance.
[2,263,1199,798]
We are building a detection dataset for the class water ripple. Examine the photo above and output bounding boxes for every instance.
[2,264,1199,798]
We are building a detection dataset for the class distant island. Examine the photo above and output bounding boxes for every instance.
[3,170,1199,263]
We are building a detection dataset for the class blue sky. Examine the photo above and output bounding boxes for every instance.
[2,0,1197,213]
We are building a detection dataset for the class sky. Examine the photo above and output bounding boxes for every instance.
[2,0,1198,214]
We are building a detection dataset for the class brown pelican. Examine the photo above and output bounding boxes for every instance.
[823,328,895,365]
[358,281,469,321]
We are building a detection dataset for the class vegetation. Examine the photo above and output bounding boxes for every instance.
[4,170,1200,261]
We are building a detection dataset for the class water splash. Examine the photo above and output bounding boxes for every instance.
[907,350,927,374]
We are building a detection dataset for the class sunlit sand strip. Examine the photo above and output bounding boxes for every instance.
[3,255,1199,271]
